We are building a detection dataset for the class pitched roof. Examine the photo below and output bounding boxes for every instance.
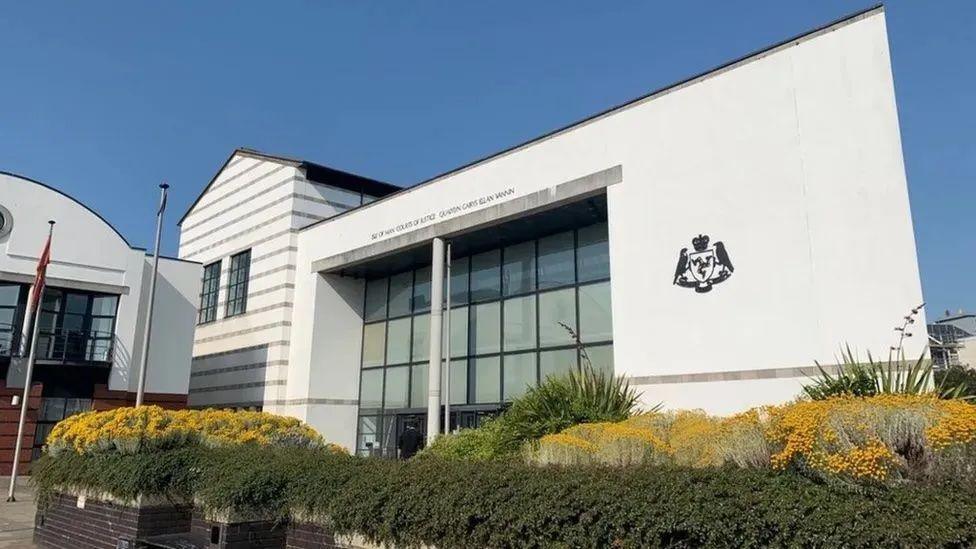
[178,147,400,226]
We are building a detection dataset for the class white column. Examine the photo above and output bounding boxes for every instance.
[426,238,444,444]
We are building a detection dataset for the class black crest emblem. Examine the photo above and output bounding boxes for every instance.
[673,234,733,293]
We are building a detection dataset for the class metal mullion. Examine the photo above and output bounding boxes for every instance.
[534,238,541,387]
[573,228,582,371]
[498,245,505,403]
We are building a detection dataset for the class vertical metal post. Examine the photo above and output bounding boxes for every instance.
[7,220,54,503]
[135,183,168,407]
[443,243,452,434]
[426,238,444,444]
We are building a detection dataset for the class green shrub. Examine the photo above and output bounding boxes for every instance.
[935,364,976,399]
[421,418,512,461]
[32,445,976,548]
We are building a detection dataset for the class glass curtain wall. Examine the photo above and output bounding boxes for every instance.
[356,221,612,456]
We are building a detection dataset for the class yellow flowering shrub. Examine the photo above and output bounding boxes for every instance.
[46,406,342,456]
[526,394,976,486]
[764,394,974,483]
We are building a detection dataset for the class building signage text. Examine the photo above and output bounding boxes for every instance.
[370,187,516,241]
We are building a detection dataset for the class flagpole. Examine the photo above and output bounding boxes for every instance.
[135,183,168,407]
[7,220,54,503]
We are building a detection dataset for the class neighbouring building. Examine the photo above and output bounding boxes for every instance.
[179,6,927,455]
[929,311,976,368]
[0,172,200,473]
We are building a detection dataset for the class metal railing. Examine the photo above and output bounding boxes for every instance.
[35,328,115,364]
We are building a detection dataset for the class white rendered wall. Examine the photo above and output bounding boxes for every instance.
[289,10,924,444]
[179,152,376,411]
[0,172,199,395]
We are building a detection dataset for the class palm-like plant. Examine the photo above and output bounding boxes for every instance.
[802,304,971,400]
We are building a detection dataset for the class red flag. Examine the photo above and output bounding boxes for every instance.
[29,234,51,314]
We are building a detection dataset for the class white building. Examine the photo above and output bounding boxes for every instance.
[179,6,927,454]
[0,172,200,473]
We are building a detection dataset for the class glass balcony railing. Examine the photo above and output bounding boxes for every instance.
[35,328,114,364]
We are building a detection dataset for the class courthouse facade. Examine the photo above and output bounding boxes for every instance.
[179,7,927,454]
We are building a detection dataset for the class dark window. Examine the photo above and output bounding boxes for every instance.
[36,288,118,363]
[225,250,251,317]
[0,283,25,357]
[198,261,221,324]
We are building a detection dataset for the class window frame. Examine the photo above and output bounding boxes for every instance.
[225,249,251,318]
[198,260,221,324]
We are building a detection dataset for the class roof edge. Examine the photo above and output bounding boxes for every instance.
[0,170,133,248]
[300,3,885,233]
[178,147,399,226]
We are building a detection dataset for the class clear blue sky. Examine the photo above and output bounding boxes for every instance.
[0,1,972,317]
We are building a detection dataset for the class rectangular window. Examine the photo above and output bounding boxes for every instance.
[578,281,612,343]
[449,256,470,306]
[502,241,535,296]
[470,250,501,302]
[444,358,468,405]
[364,278,388,322]
[470,302,501,355]
[503,295,536,352]
[538,288,576,347]
[411,313,430,362]
[361,322,386,368]
[503,352,537,401]
[385,317,411,365]
[540,348,578,381]
[410,363,428,408]
[384,366,409,409]
[538,231,575,289]
[198,261,221,324]
[413,266,432,313]
[577,222,610,282]
[472,356,501,404]
[225,250,251,317]
[359,369,384,409]
[388,271,413,318]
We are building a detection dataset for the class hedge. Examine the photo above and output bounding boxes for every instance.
[32,445,976,548]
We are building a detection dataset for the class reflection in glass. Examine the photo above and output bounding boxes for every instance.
[473,356,500,404]
[384,366,409,408]
[540,348,578,381]
[449,256,469,305]
[503,352,536,401]
[470,302,500,355]
[503,296,536,352]
[388,271,413,318]
[538,231,575,289]
[410,363,428,408]
[577,222,610,282]
[502,241,535,296]
[385,318,411,365]
[359,369,384,408]
[448,307,468,358]
[578,282,612,343]
[364,278,388,321]
[584,344,614,376]
[470,250,501,302]
[412,314,430,362]
[443,358,468,405]
[413,266,432,312]
[539,288,576,347]
[362,322,386,368]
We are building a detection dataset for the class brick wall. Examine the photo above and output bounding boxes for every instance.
[191,512,287,549]
[0,378,41,475]
[34,493,192,549]
[91,384,188,411]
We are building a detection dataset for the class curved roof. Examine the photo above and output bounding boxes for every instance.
[0,170,133,248]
